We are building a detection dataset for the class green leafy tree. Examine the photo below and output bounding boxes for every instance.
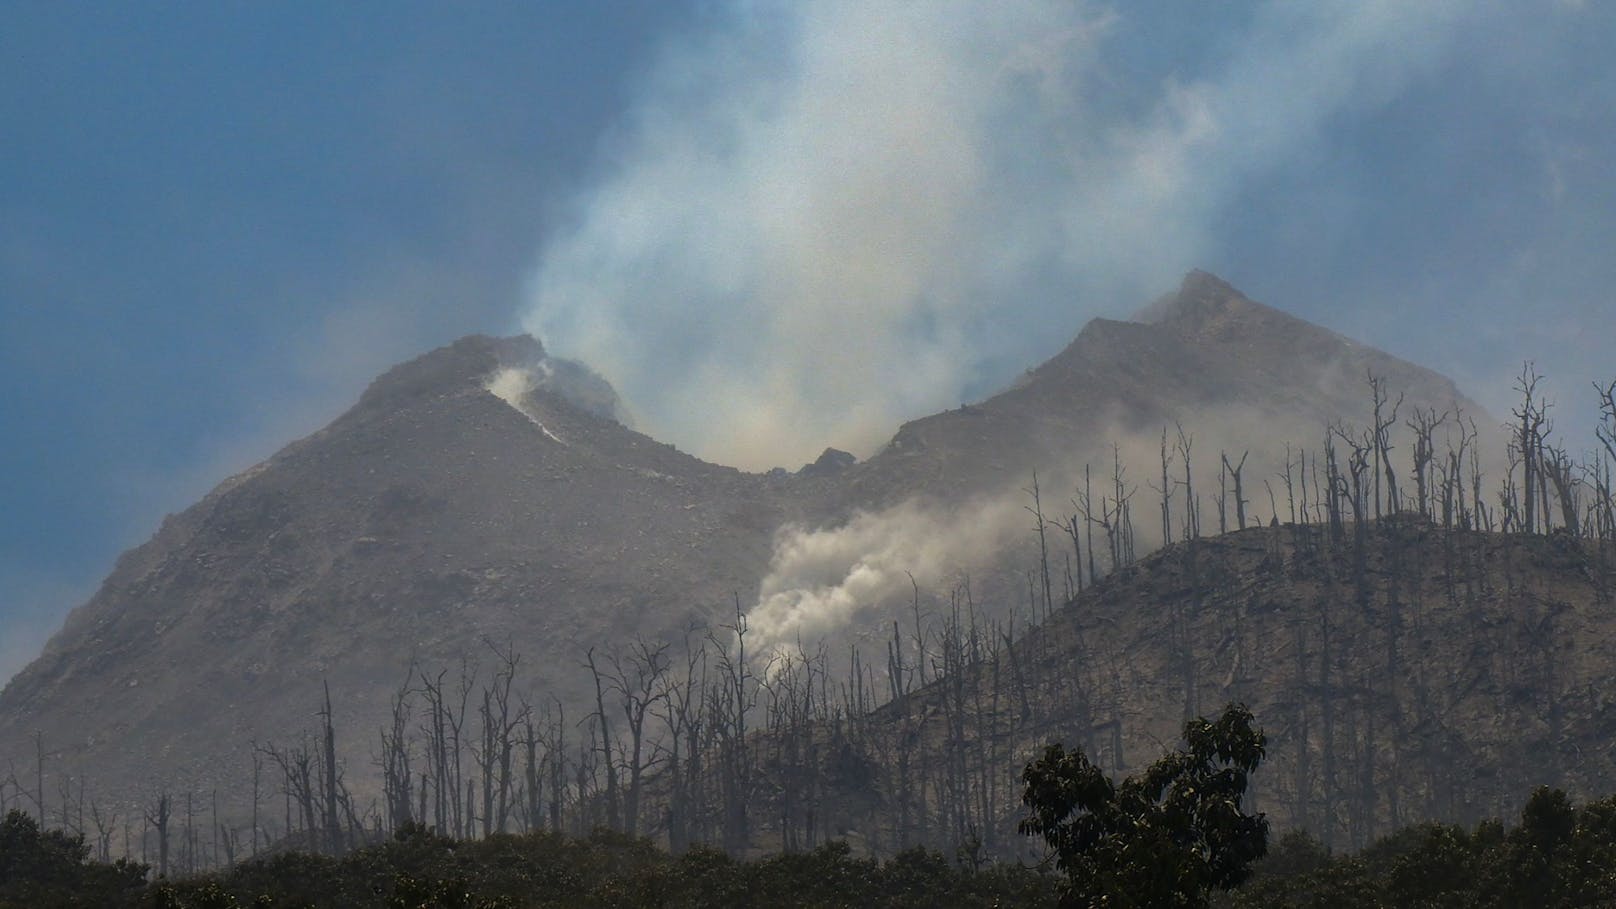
[0,808,147,906]
[1381,823,1485,909]
[1021,703,1269,908]
[1483,786,1609,907]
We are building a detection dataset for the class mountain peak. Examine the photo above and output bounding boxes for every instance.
[357,334,545,412]
[1134,269,1257,325]
[347,333,630,425]
[1177,267,1243,303]
[1133,270,1335,353]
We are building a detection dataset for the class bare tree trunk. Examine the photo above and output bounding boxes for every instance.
[380,672,414,833]
[1157,427,1174,546]
[89,799,116,863]
[1025,473,1055,619]
[320,681,341,854]
[1514,363,1547,534]
[1224,451,1249,531]
[1544,444,1580,535]
[1368,373,1403,517]
[1174,424,1198,540]
[609,639,670,838]
[251,751,262,857]
[585,647,621,831]
[145,792,171,878]
[1406,407,1447,521]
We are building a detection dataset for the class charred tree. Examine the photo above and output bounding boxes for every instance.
[145,791,171,879]
[608,639,670,838]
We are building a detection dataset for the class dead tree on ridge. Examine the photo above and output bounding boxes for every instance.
[1281,444,1298,527]
[319,682,342,855]
[1543,443,1581,536]
[1591,379,1616,544]
[584,647,621,831]
[1598,378,1616,467]
[418,661,475,837]
[145,791,171,878]
[1154,428,1175,547]
[1223,451,1249,532]
[1512,363,1550,534]
[258,739,315,847]
[1024,473,1055,620]
[1055,511,1085,596]
[89,799,116,863]
[475,640,527,835]
[1406,407,1449,521]
[710,596,757,852]
[250,750,263,857]
[1077,444,1138,573]
[537,698,568,833]
[1368,372,1403,518]
[1177,424,1199,540]
[379,671,415,833]
[656,631,709,852]
[609,639,671,838]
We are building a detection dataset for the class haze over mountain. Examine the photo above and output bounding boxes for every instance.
[0,274,1488,823]
[6,3,1612,693]
[745,271,1490,657]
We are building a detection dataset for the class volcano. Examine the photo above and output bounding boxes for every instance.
[0,273,1487,829]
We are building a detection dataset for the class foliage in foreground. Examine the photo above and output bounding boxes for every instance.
[17,765,1616,907]
[1223,786,1616,908]
[0,809,148,907]
[0,815,1057,909]
[1021,703,1270,908]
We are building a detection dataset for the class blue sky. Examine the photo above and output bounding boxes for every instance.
[3,1,1614,681]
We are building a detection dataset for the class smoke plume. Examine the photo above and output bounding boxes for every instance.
[747,495,1028,658]
[524,1,1469,471]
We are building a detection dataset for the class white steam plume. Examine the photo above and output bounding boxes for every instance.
[744,381,1493,661]
[524,1,1468,471]
[485,366,568,445]
[747,495,1026,659]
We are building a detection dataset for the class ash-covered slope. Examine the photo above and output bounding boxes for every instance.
[678,522,1616,857]
[0,334,796,806]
